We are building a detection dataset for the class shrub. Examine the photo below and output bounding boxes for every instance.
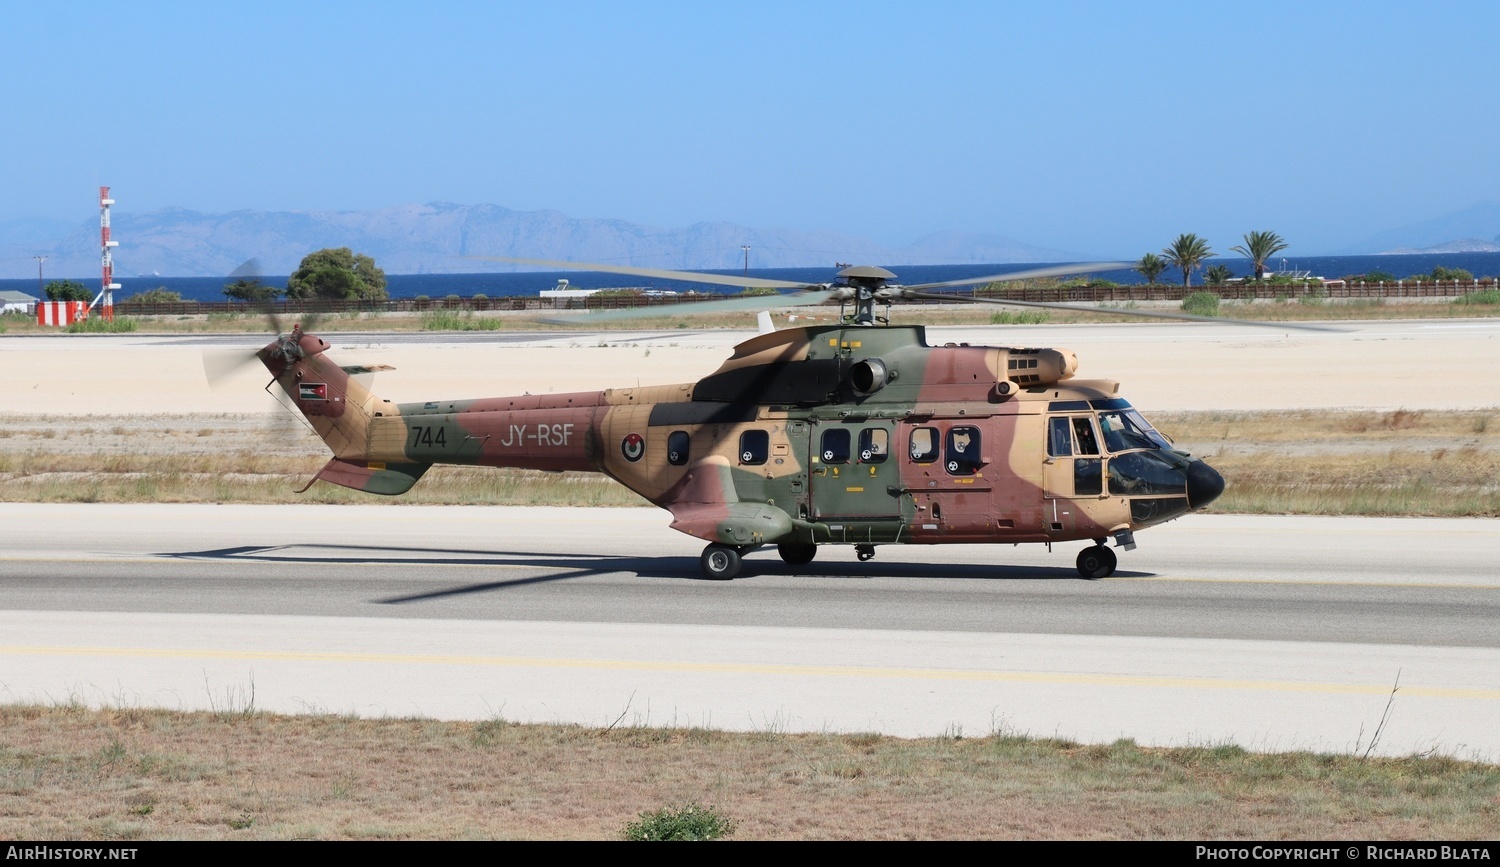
[126,287,183,304]
[739,286,780,297]
[1341,271,1395,284]
[1431,266,1474,282]
[1181,291,1220,317]
[623,804,735,841]
[1300,284,1327,306]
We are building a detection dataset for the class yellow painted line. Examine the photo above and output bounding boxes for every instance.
[3,645,1496,700]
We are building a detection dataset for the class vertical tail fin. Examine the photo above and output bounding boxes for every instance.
[258,327,429,495]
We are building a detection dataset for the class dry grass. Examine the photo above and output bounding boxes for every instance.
[1,704,1495,840]
[1153,409,1500,517]
[1,409,1497,515]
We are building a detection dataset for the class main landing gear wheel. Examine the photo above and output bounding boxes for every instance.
[700,543,743,580]
[1076,545,1117,580]
[855,544,877,562]
[777,542,817,566]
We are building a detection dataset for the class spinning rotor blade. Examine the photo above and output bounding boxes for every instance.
[468,256,824,291]
[901,292,1343,332]
[540,288,835,325]
[202,345,264,389]
[902,261,1132,292]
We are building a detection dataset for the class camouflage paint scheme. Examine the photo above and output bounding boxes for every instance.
[260,324,1223,577]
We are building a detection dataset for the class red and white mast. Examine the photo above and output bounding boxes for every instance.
[95,185,119,321]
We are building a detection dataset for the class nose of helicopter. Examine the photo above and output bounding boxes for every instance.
[1185,459,1225,508]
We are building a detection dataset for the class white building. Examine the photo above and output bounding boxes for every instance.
[0,290,38,314]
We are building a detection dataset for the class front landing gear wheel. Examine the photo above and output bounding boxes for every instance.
[1076,545,1117,580]
[777,542,817,566]
[855,544,877,562]
[701,543,743,580]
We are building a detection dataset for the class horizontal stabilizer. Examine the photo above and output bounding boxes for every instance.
[298,457,430,496]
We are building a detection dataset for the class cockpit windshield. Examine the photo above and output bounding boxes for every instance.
[1097,409,1172,453]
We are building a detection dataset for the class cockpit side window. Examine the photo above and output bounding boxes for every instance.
[1072,417,1101,456]
[1048,418,1073,457]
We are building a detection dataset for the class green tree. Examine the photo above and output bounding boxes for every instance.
[127,287,183,304]
[285,248,388,301]
[1229,230,1290,280]
[1204,264,1234,285]
[1134,252,1168,284]
[1162,233,1215,287]
[44,280,93,302]
[223,278,283,302]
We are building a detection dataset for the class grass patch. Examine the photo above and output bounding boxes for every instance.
[1181,291,1220,317]
[420,310,503,331]
[988,310,1050,325]
[1455,290,1500,306]
[64,316,139,333]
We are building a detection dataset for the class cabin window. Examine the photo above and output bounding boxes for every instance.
[667,430,690,466]
[859,428,889,464]
[946,426,982,475]
[1048,418,1073,457]
[739,430,769,465]
[820,428,851,464]
[909,427,939,463]
[1072,417,1101,456]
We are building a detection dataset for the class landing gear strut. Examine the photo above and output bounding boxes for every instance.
[1075,544,1117,580]
[855,544,876,562]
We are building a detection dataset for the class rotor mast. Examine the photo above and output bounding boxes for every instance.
[836,265,897,326]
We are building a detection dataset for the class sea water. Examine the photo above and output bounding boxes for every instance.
[5,252,1499,303]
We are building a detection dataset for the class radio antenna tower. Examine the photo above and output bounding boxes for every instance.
[95,186,119,321]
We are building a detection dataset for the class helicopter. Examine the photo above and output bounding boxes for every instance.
[239,259,1303,581]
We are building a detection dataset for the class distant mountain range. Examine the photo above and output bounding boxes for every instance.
[0,202,1084,279]
[1350,201,1500,254]
[7,199,1500,279]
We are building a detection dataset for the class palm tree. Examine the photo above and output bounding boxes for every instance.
[1229,230,1289,280]
[1134,252,1168,284]
[1162,233,1215,287]
[1204,264,1234,285]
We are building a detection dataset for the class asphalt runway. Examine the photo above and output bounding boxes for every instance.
[1,504,1496,758]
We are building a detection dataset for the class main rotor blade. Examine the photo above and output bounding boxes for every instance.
[902,262,1132,292]
[540,289,835,324]
[468,256,822,291]
[902,292,1344,332]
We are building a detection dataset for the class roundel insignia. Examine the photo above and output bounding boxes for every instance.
[621,432,645,462]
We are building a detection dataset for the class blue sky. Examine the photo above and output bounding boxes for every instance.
[3,0,1497,256]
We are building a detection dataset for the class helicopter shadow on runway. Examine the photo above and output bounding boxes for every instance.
[163,543,1152,605]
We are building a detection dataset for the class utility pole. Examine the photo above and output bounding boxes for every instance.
[33,256,46,298]
[741,245,750,277]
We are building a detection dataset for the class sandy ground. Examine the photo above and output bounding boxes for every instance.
[2,319,1499,420]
